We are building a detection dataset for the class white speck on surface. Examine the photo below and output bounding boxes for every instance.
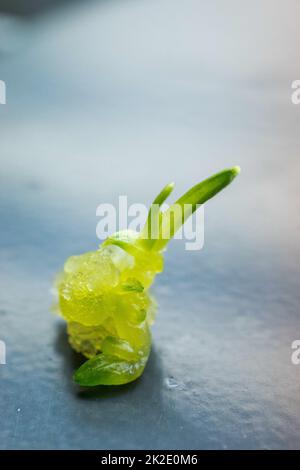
[165,377,186,390]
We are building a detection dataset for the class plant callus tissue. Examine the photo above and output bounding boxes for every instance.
[54,167,240,386]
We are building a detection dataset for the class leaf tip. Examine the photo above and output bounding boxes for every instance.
[232,165,241,176]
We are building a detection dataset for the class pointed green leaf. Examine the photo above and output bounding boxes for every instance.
[154,166,240,250]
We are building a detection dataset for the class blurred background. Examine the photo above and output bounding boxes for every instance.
[0,0,300,450]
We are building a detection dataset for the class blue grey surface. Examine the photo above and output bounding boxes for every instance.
[0,0,300,450]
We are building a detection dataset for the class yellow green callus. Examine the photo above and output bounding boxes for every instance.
[55,167,240,386]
